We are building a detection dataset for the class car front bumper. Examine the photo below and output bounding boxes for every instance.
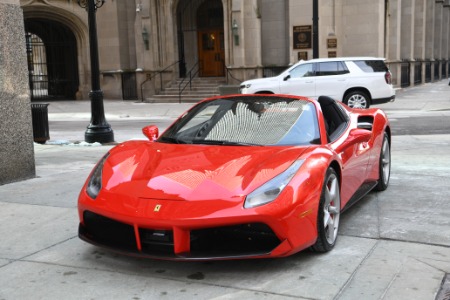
[78,189,318,260]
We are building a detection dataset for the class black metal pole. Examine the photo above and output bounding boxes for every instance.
[84,0,114,143]
[313,0,319,59]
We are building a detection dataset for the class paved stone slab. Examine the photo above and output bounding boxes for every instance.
[0,202,77,260]
[1,81,450,299]
[340,135,450,247]
[26,236,376,299]
[0,261,295,300]
[0,145,110,208]
[0,259,10,268]
[337,240,450,300]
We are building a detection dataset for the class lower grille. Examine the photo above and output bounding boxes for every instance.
[80,211,281,259]
[82,211,137,251]
[190,223,280,257]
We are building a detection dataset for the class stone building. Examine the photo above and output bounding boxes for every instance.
[20,0,450,102]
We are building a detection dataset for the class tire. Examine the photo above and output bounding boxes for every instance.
[375,133,391,191]
[344,91,370,109]
[311,168,341,252]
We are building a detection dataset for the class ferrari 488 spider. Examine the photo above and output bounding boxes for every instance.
[78,94,391,260]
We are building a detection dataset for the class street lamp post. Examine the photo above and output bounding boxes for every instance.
[312,0,319,58]
[77,0,114,143]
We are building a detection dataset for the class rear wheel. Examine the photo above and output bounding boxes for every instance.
[344,91,370,109]
[375,133,391,191]
[311,168,341,252]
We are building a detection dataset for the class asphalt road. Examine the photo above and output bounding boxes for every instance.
[388,115,450,135]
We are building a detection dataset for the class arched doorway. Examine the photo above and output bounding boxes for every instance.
[176,0,224,78]
[24,19,79,101]
[197,0,224,77]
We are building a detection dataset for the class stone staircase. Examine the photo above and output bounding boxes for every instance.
[144,77,227,103]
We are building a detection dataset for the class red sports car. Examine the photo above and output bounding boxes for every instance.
[78,94,391,260]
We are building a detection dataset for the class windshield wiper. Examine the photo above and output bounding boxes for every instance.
[159,136,190,144]
[191,139,261,146]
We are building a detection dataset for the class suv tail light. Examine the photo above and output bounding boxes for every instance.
[385,71,392,84]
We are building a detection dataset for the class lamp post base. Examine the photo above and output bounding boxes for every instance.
[85,125,114,144]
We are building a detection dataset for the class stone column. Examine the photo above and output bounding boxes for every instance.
[387,0,402,86]
[0,0,36,184]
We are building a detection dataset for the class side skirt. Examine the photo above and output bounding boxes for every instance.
[341,181,378,213]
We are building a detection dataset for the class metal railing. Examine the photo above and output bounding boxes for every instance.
[434,60,440,81]
[388,59,450,87]
[263,66,287,78]
[400,61,411,88]
[225,67,242,84]
[140,60,180,101]
[425,61,432,83]
[178,61,199,103]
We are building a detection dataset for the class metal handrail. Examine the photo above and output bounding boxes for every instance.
[225,66,242,84]
[140,60,180,102]
[178,61,199,103]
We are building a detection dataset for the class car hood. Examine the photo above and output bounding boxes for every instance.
[101,141,309,201]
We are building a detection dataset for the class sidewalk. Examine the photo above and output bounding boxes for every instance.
[1,81,450,299]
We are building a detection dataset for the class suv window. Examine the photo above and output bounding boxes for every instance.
[290,63,314,78]
[353,60,388,72]
[316,61,349,76]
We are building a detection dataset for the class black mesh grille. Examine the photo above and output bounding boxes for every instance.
[190,223,280,256]
[81,211,137,251]
[80,211,281,259]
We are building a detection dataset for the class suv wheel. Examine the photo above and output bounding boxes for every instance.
[344,91,370,109]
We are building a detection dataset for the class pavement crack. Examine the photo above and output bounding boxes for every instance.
[333,240,380,300]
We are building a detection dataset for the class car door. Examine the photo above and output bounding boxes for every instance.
[314,61,349,100]
[318,97,370,207]
[279,63,316,97]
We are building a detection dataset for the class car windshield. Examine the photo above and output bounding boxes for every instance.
[159,96,321,146]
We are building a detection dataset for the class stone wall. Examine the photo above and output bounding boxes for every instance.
[0,0,35,185]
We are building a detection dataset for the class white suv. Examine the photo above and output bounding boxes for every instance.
[240,57,395,109]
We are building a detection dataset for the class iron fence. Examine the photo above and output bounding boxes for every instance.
[414,61,422,85]
[434,61,440,81]
[121,72,138,100]
[400,62,410,88]
[263,66,288,78]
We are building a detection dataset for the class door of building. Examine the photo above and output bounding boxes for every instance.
[198,30,224,77]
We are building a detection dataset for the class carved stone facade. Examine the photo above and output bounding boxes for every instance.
[19,0,450,101]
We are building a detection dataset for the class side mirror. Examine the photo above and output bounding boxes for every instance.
[348,128,372,144]
[283,74,291,81]
[142,125,159,141]
[336,128,371,152]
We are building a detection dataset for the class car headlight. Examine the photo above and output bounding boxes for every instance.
[244,160,304,208]
[86,153,109,199]
[240,83,251,91]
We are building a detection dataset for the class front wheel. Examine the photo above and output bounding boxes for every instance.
[344,91,370,109]
[311,168,341,252]
[375,133,391,191]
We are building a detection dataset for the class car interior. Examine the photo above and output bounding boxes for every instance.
[317,96,349,142]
